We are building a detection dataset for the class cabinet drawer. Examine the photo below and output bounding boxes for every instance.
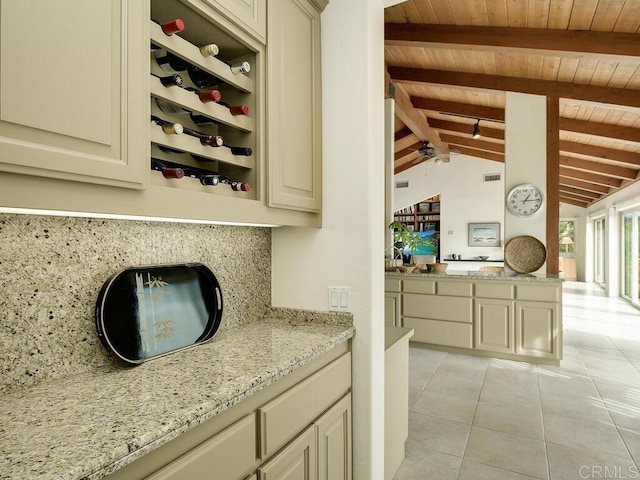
[516,284,560,302]
[475,283,515,299]
[259,353,351,458]
[385,278,402,293]
[145,413,256,480]
[403,294,472,323]
[403,279,436,295]
[437,281,473,297]
[404,317,473,348]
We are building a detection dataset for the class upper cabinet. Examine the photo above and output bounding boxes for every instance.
[0,0,146,189]
[0,0,325,227]
[266,0,322,213]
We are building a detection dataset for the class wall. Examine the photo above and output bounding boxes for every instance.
[0,213,271,393]
[271,0,386,478]
[394,153,505,261]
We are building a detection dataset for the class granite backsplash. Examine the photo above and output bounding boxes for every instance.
[0,213,271,393]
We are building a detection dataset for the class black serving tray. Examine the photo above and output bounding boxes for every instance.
[95,263,223,365]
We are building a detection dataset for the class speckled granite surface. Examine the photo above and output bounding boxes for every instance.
[0,213,271,393]
[385,270,562,282]
[0,317,355,480]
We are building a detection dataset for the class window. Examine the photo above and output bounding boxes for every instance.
[594,218,606,286]
[621,210,639,305]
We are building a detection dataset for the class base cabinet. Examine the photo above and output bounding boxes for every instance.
[106,346,352,480]
[385,275,562,364]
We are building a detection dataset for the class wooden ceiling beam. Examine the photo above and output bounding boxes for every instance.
[559,140,640,167]
[559,195,591,208]
[559,166,622,187]
[559,118,640,144]
[385,69,448,154]
[394,141,423,161]
[559,177,611,194]
[452,146,505,163]
[394,126,413,142]
[440,133,505,154]
[395,131,420,151]
[559,185,602,200]
[390,67,640,108]
[559,156,638,180]
[427,118,505,140]
[384,24,640,61]
[412,97,505,122]
[394,155,429,174]
[560,192,594,205]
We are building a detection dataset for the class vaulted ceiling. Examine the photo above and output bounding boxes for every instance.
[384,0,640,208]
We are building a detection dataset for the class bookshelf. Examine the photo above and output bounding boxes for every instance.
[394,195,440,233]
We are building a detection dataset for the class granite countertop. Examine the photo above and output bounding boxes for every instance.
[0,318,355,480]
[386,269,562,282]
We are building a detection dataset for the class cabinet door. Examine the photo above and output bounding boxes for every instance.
[258,425,317,480]
[0,0,146,189]
[515,301,559,359]
[316,394,352,480]
[475,299,515,354]
[203,0,266,41]
[385,292,401,327]
[267,0,321,213]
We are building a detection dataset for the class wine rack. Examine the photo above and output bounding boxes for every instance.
[149,0,259,199]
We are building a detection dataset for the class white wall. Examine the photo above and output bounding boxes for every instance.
[271,1,386,479]
[504,92,548,274]
[394,153,505,260]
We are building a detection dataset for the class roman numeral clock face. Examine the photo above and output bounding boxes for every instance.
[507,184,543,217]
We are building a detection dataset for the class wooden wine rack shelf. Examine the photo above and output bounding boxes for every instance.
[149,20,253,93]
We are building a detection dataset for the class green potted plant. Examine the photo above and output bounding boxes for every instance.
[388,221,438,265]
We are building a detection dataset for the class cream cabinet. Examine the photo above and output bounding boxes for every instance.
[385,274,562,364]
[266,0,322,213]
[258,425,317,480]
[384,279,402,327]
[0,0,325,227]
[106,346,351,480]
[0,0,146,189]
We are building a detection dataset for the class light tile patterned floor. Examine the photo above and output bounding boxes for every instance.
[394,282,640,480]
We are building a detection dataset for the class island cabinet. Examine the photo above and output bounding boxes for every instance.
[384,278,402,327]
[106,347,352,480]
[385,274,563,364]
[0,0,326,227]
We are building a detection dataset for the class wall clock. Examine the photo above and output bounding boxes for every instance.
[506,183,543,217]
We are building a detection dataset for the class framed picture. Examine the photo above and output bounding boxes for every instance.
[468,223,500,247]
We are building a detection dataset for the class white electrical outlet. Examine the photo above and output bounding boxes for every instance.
[328,286,351,312]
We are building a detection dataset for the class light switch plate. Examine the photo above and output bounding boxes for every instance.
[328,286,351,312]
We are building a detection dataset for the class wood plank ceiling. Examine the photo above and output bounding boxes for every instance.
[385,0,640,208]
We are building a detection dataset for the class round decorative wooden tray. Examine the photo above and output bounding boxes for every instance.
[504,236,547,273]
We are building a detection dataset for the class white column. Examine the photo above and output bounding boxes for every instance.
[504,92,548,273]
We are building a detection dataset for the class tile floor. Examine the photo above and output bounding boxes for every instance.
[394,282,640,480]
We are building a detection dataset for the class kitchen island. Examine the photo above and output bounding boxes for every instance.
[0,317,354,480]
[385,270,562,365]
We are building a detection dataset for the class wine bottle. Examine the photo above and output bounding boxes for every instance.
[199,175,219,186]
[199,44,220,57]
[150,115,183,135]
[230,61,251,75]
[155,98,189,116]
[189,113,218,126]
[156,74,183,87]
[219,102,249,116]
[184,87,222,104]
[187,66,220,89]
[204,175,250,191]
[151,158,184,179]
[160,19,185,36]
[224,144,252,156]
[182,127,224,147]
[155,51,190,74]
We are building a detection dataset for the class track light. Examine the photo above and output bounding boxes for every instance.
[472,119,481,139]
